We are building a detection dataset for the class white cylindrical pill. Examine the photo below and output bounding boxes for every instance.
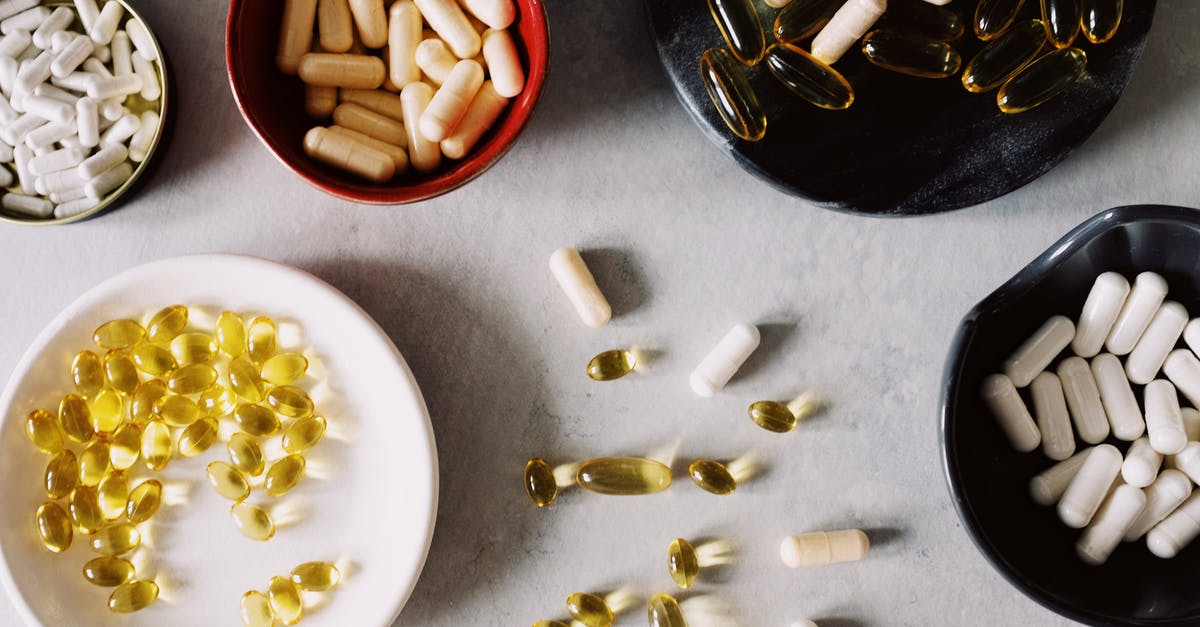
[1077,483,1146,565]
[84,161,131,201]
[1127,301,1188,384]
[0,164,13,186]
[1175,442,1200,485]
[1183,319,1200,358]
[100,112,138,145]
[74,0,99,32]
[53,196,97,219]
[811,0,886,65]
[53,70,98,94]
[439,80,507,159]
[29,145,85,176]
[419,59,483,142]
[1,7,48,36]
[38,167,83,194]
[32,7,72,50]
[1121,437,1162,488]
[1030,372,1074,461]
[78,142,126,180]
[548,247,611,329]
[88,74,140,100]
[16,49,52,92]
[690,323,761,397]
[0,56,15,99]
[1057,356,1110,444]
[1147,491,1200,558]
[481,28,523,97]
[1106,271,1169,355]
[35,83,80,105]
[414,0,482,59]
[76,97,98,147]
[51,33,93,79]
[12,142,31,193]
[0,141,12,162]
[1183,407,1200,441]
[110,30,131,76]
[23,94,73,123]
[128,110,157,162]
[49,30,71,54]
[83,57,111,78]
[1,191,51,217]
[91,43,110,64]
[387,1,421,89]
[1004,315,1075,388]
[1163,349,1200,409]
[780,530,869,568]
[100,99,123,121]
[460,0,515,29]
[0,28,29,59]
[1072,272,1130,357]
[132,51,158,100]
[400,81,441,173]
[415,38,456,85]
[1030,450,1092,506]
[125,18,156,61]
[1,112,42,145]
[88,1,123,46]
[0,0,37,22]
[1058,443,1122,528]
[1125,469,1193,542]
[1091,353,1145,441]
[1147,379,1188,455]
[25,120,73,150]
[49,187,86,204]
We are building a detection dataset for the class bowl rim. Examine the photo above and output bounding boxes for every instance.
[224,0,551,205]
[939,204,1200,626]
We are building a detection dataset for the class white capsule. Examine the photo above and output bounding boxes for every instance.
[0,28,28,60]
[548,247,612,328]
[49,186,86,203]
[110,30,131,76]
[35,83,80,105]
[1125,469,1193,542]
[1,191,51,217]
[1175,441,1200,484]
[0,93,16,125]
[100,99,123,121]
[125,18,156,61]
[1032,451,1088,506]
[0,164,12,187]
[1146,379,1188,455]
[690,323,761,397]
[0,0,36,22]
[87,74,141,100]
[16,49,52,92]
[12,142,31,193]
[439,80,507,159]
[23,94,74,123]
[53,196,98,219]
[49,29,71,54]
[1106,271,1168,355]
[1183,407,1200,441]
[1121,437,1163,488]
[75,97,98,147]
[25,121,74,150]
[32,7,73,50]
[1147,491,1200,558]
[82,57,110,78]
[1,7,49,36]
[53,71,99,94]
[84,161,131,201]
[1030,372,1074,461]
[481,28,523,97]
[51,34,94,79]
[1057,356,1110,444]
[29,145,85,176]
[91,43,110,64]
[77,142,126,179]
[1126,302,1188,384]
[419,59,483,142]
[1004,315,1074,388]
[128,110,157,162]
[100,111,138,145]
[1077,483,1146,565]
[37,167,84,194]
[89,1,124,46]
[75,0,100,32]
[811,0,886,65]
[1,111,40,145]
[1090,353,1144,441]
[0,140,12,161]
[1072,272,1129,357]
[132,51,158,100]
[1058,443,1122,528]
[413,0,482,59]
[1163,349,1200,407]
[415,38,456,86]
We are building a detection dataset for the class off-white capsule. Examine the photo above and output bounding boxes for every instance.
[1,113,42,146]
[91,43,110,64]
[400,81,440,172]
[100,112,139,145]
[414,0,482,59]
[23,94,73,123]
[1163,349,1200,408]
[88,1,122,46]
[1057,356,1110,444]
[1091,353,1145,441]
[54,197,96,218]
[132,52,158,100]
[780,529,869,567]
[49,30,71,54]
[811,0,886,64]
[29,145,85,176]
[1183,407,1200,441]
[690,323,761,397]
[1004,316,1075,387]
[1127,302,1188,385]
[51,34,93,78]
[32,7,73,50]
[1,191,51,217]
[26,121,75,150]
[338,88,405,121]
[2,7,48,36]
[87,74,141,100]
[1077,483,1146,565]
[125,19,156,61]
[549,247,611,328]
[0,28,29,57]
[1182,319,1200,358]
[35,83,79,105]
[1121,437,1162,488]
[76,97,98,147]
[419,59,483,142]
[439,80,507,159]
[1030,449,1091,506]
[0,0,36,22]
[1174,442,1200,486]
[1030,372,1074,461]
[111,30,131,76]
[0,163,11,187]
[1147,491,1200,558]
[78,143,127,180]
[1059,443,1122,528]
[83,58,111,78]
[302,126,395,182]
[415,38,456,85]
[17,49,52,92]
[72,0,98,32]
[481,28,523,97]
[1126,469,1193,541]
[387,1,421,88]
[981,373,1040,453]
[460,0,514,29]
[1146,379,1188,456]
[129,111,158,162]
[12,143,32,193]
[84,162,131,201]
[37,167,82,194]
[53,70,99,93]
[1107,272,1168,355]
[328,125,408,171]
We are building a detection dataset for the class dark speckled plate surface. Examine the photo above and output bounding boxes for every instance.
[645,0,1157,216]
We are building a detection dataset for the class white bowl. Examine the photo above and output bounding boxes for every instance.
[0,254,437,626]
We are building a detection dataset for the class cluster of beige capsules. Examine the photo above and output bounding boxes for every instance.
[24,305,341,622]
[275,0,525,182]
[523,248,870,627]
[702,0,1126,142]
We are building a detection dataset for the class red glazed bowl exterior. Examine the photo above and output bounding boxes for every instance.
[226,0,549,204]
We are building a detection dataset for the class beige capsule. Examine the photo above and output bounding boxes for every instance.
[329,125,410,173]
[298,53,386,89]
[305,84,338,118]
[388,1,422,88]
[304,127,395,182]
[333,102,408,147]
[780,529,870,567]
[318,0,354,52]
[277,0,319,74]
[481,29,524,97]
[439,80,508,159]
[339,88,405,121]
[348,0,388,47]
[419,59,484,142]
[414,0,482,59]
[460,0,515,29]
[401,82,441,172]
[415,38,458,85]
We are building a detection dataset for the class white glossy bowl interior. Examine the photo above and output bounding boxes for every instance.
[0,254,437,626]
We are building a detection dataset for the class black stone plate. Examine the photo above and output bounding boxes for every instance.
[645,0,1157,216]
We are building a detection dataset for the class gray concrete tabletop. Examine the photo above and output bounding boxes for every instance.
[2,0,1199,625]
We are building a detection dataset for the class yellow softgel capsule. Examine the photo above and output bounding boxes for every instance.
[93,319,144,349]
[72,350,105,399]
[586,349,637,381]
[207,461,251,501]
[576,457,672,495]
[199,385,238,418]
[269,575,303,625]
[170,332,218,365]
[146,305,188,342]
[524,457,557,507]
[179,417,220,457]
[83,556,135,587]
[130,379,168,424]
[45,449,78,499]
[217,311,248,357]
[241,590,275,627]
[98,471,129,520]
[235,403,281,436]
[90,522,140,555]
[70,486,103,534]
[90,389,124,435]
[267,385,315,419]
[79,440,112,487]
[533,622,571,627]
[699,47,766,142]
[688,459,737,495]
[25,409,63,453]
[230,355,266,402]
[155,394,200,427]
[283,415,327,453]
[107,579,158,613]
[60,393,93,443]
[168,363,218,394]
[231,502,275,541]
[103,351,140,394]
[36,501,73,553]
[261,353,309,385]
[667,538,699,589]
[567,592,614,627]
[141,419,172,471]
[130,343,177,376]
[247,316,278,364]
[748,400,798,433]
[228,432,266,476]
[109,423,142,470]
[997,47,1087,114]
[125,479,162,524]
[265,454,306,497]
[290,561,341,591]
[647,593,686,627]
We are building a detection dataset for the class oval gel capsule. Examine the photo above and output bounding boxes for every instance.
[1057,356,1110,444]
[1030,448,1091,506]
[1146,379,1188,456]
[1127,302,1188,385]
[1058,443,1121,528]
[1030,372,1074,460]
[1125,469,1192,542]
[981,373,1040,453]
[1147,491,1200,558]
[1091,353,1145,441]
[690,323,760,397]
[1004,315,1075,387]
[1106,272,1168,355]
[1076,483,1145,565]
[1073,272,1130,357]
[1121,437,1162,488]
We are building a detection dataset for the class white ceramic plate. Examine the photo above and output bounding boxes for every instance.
[0,254,437,626]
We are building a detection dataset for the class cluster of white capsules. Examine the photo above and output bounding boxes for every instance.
[0,0,161,221]
[276,0,525,182]
[983,271,1200,564]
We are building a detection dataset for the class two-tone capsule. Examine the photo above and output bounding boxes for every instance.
[699,48,766,142]
[764,42,853,110]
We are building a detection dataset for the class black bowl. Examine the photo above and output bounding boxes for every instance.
[942,205,1200,625]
